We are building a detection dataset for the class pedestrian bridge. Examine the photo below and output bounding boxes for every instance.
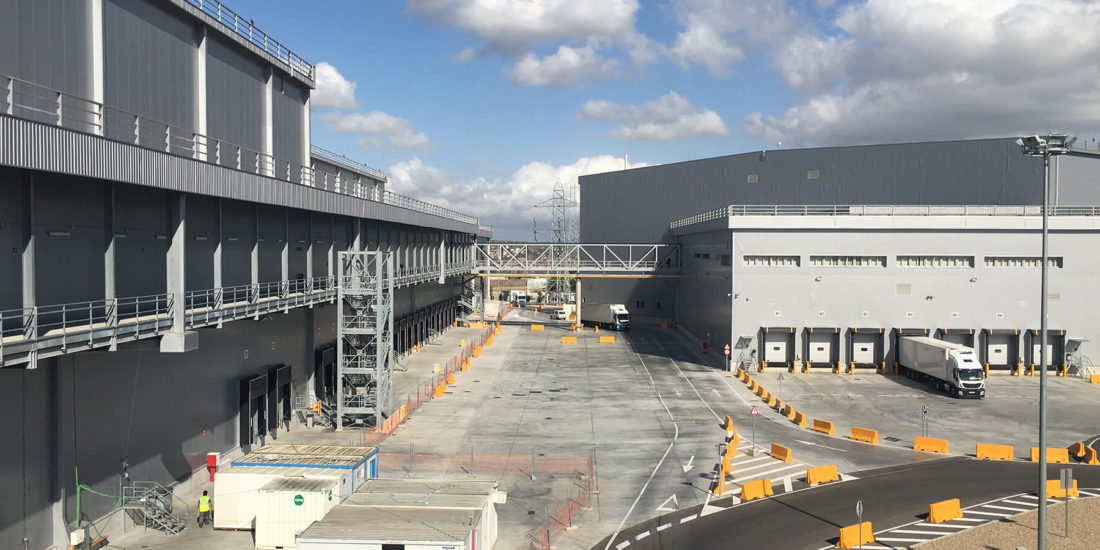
[472,243,680,277]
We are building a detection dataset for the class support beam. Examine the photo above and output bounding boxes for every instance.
[195,26,208,160]
[90,0,104,134]
[161,193,196,352]
[262,67,274,176]
[306,213,314,295]
[281,208,289,303]
[21,171,36,368]
[251,205,260,310]
[104,182,117,350]
[215,198,223,327]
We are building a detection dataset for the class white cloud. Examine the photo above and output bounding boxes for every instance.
[508,45,619,88]
[387,155,646,238]
[453,47,477,63]
[322,111,433,150]
[666,23,743,78]
[407,0,641,55]
[664,0,794,77]
[745,0,1100,146]
[576,91,729,141]
[311,62,359,109]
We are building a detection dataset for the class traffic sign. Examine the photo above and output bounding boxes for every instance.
[723,344,731,357]
[750,406,759,416]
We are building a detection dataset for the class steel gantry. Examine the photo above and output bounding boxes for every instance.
[335,251,394,430]
[472,243,680,276]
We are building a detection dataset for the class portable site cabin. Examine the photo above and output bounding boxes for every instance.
[295,506,482,550]
[255,478,339,549]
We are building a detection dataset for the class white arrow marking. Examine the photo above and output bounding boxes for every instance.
[682,455,695,473]
[794,439,849,453]
[656,494,679,512]
[674,387,682,397]
[712,389,722,397]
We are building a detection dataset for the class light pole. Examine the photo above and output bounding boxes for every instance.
[1016,133,1077,550]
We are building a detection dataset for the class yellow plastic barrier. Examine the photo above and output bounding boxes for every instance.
[737,370,746,381]
[1083,446,1100,465]
[780,404,796,420]
[1030,447,1070,463]
[764,393,776,407]
[1090,374,1100,384]
[724,441,738,460]
[561,336,578,344]
[486,337,494,346]
[727,427,741,448]
[914,436,949,454]
[530,324,544,331]
[739,478,773,502]
[1069,442,1086,459]
[744,375,754,386]
[1047,479,1080,498]
[754,385,765,397]
[433,383,446,398]
[722,456,732,474]
[928,498,963,523]
[805,464,839,485]
[976,443,1014,460]
[721,415,734,431]
[792,411,808,427]
[398,404,408,422]
[446,372,456,385]
[771,398,783,411]
[473,347,483,358]
[837,522,874,549]
[599,336,615,343]
[769,443,793,463]
[850,427,879,444]
[811,419,836,435]
[749,380,758,392]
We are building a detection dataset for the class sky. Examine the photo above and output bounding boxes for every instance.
[227,0,1100,239]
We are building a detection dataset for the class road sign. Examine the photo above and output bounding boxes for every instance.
[750,406,759,416]
[1061,468,1073,490]
[724,344,731,356]
[856,499,863,517]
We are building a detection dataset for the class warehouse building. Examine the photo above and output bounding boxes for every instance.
[0,1,487,548]
[579,139,1100,372]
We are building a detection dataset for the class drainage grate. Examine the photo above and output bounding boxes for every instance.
[529,390,542,394]
[884,436,902,443]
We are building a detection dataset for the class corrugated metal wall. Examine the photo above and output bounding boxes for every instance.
[103,0,200,130]
[272,74,307,168]
[579,138,1045,244]
[206,34,265,153]
[0,0,91,97]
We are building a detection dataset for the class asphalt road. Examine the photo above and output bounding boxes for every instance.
[593,457,1100,550]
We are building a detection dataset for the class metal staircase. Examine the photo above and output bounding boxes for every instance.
[121,481,188,535]
[335,251,394,430]
[1068,352,1094,378]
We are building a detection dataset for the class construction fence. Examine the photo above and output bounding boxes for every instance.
[527,457,598,550]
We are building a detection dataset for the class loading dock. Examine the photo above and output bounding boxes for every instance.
[759,327,795,372]
[847,328,885,373]
[979,329,1019,374]
[268,365,292,439]
[936,328,975,348]
[891,328,930,374]
[240,374,269,454]
[1026,329,1067,375]
[802,327,840,373]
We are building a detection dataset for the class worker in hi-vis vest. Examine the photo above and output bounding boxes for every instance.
[197,490,212,527]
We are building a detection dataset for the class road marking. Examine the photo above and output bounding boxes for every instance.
[1078,489,1099,497]
[964,510,1011,517]
[682,455,695,473]
[680,515,697,524]
[635,531,650,541]
[727,455,775,468]
[1018,494,1038,500]
[655,494,679,512]
[984,504,1031,513]
[914,522,969,529]
[794,439,850,453]
[712,388,722,398]
[877,537,934,543]
[734,464,806,483]
[700,503,726,517]
[656,524,670,532]
[952,517,986,522]
[1000,499,1036,507]
[615,542,630,550]
[889,529,955,536]
[783,476,793,493]
[731,459,800,475]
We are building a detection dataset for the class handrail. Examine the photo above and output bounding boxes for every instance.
[184,0,314,81]
[310,145,388,182]
[670,204,1100,228]
[0,72,481,227]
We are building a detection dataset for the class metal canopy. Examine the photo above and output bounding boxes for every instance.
[473,243,679,275]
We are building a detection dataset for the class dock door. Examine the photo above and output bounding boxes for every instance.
[803,328,840,372]
[1026,329,1066,374]
[980,329,1019,373]
[891,328,930,374]
[268,365,292,438]
[847,328,884,373]
[240,373,269,454]
[760,327,795,372]
[936,328,975,348]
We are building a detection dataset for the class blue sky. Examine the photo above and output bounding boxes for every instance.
[225,0,1100,238]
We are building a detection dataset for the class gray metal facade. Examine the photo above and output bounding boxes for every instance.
[0,0,92,96]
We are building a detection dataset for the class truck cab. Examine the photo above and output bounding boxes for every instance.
[949,351,986,398]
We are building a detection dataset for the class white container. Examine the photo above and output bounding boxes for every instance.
[296,505,479,550]
[213,465,343,530]
[256,478,338,549]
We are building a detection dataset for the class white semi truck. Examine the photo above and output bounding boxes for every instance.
[580,303,631,331]
[898,336,986,398]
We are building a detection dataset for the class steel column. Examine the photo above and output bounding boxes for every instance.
[104,182,117,350]
[21,171,36,368]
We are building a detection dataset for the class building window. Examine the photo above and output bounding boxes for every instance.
[743,255,800,267]
[809,255,886,268]
[807,169,820,180]
[984,256,1063,268]
[634,300,645,309]
[702,253,710,259]
[720,254,732,266]
[747,174,759,183]
[896,255,974,268]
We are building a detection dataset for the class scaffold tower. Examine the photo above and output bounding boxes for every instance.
[336,250,394,430]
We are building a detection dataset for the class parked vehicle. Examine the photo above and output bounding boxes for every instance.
[898,336,985,398]
[580,303,630,331]
[549,309,567,320]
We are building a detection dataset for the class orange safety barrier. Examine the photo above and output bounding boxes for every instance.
[446,372,456,385]
[727,427,741,448]
[769,443,793,463]
[531,324,545,331]
[780,404,796,420]
[561,336,578,344]
[1090,374,1100,384]
[398,404,408,422]
[721,456,732,474]
[1030,447,1070,463]
[928,498,963,523]
[771,398,783,411]
[473,346,483,357]
[1083,446,1100,465]
[754,385,766,397]
[744,374,754,386]
[739,478,774,502]
[914,436,949,454]
[1047,479,1080,498]
[850,427,879,444]
[460,359,469,372]
[599,336,615,343]
[724,440,738,460]
[721,415,734,431]
[764,393,776,407]
[811,419,836,435]
[433,383,446,398]
[792,411,808,427]
[749,380,758,392]
[486,337,494,346]
[805,464,839,485]
[737,370,746,381]
[837,522,874,549]
[1069,442,1086,459]
[976,443,1014,460]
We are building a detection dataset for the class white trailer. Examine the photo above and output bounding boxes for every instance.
[898,336,986,398]
[580,303,630,331]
